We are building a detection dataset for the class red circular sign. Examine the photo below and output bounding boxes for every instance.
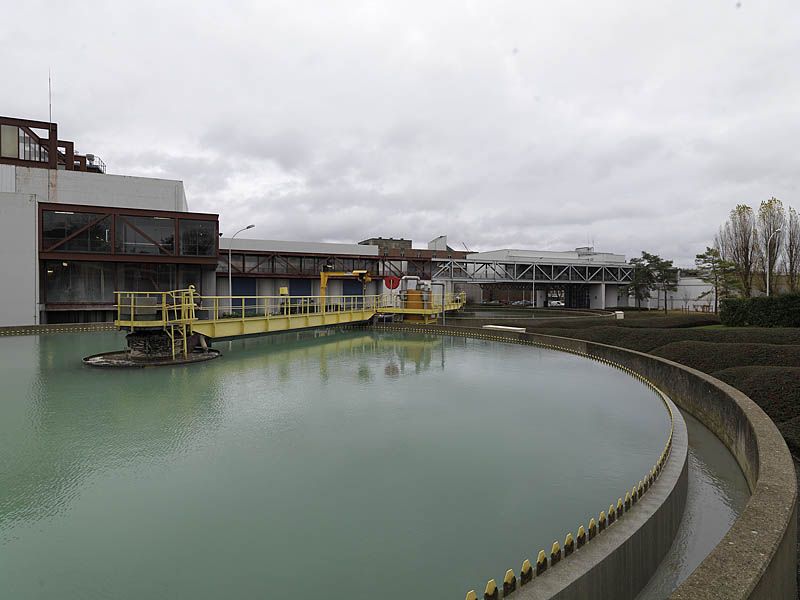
[384,276,401,290]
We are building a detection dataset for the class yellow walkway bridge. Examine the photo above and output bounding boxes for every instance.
[115,287,466,358]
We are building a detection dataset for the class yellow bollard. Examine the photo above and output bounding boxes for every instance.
[536,549,548,575]
[598,510,607,532]
[520,559,533,585]
[631,485,638,505]
[466,591,478,600]
[503,569,517,595]
[484,579,499,600]
[625,492,631,510]
[564,532,575,557]
[608,503,616,525]
[588,517,597,540]
[617,498,624,516]
[550,540,562,566]
[577,525,587,548]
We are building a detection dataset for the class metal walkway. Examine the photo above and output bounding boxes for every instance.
[115,287,466,357]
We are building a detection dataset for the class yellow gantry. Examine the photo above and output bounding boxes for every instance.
[114,286,466,354]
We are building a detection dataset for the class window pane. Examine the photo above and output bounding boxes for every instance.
[44,261,115,303]
[42,210,111,253]
[60,216,112,252]
[0,125,18,158]
[115,215,175,255]
[178,266,202,291]
[121,263,176,292]
[244,255,260,272]
[179,219,216,256]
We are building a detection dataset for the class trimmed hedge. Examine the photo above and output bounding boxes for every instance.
[777,416,800,456]
[523,326,800,353]
[721,294,800,327]
[711,366,800,426]
[650,341,800,373]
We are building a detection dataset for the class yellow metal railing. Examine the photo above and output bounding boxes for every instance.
[114,288,467,334]
[115,288,197,330]
[195,293,385,321]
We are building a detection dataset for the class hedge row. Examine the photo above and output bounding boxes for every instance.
[720,294,800,327]
[712,367,800,427]
[648,341,800,375]
[523,326,800,353]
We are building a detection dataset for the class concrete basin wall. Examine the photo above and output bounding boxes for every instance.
[371,324,797,599]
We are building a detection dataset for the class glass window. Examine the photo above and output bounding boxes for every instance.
[287,257,301,273]
[244,255,260,272]
[180,219,216,256]
[273,257,288,274]
[253,255,272,273]
[17,129,46,162]
[115,215,175,255]
[42,210,112,253]
[121,263,176,292]
[178,266,202,292]
[0,125,18,158]
[44,261,115,303]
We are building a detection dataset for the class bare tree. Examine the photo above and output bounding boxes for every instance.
[785,206,800,292]
[755,197,786,294]
[717,204,757,297]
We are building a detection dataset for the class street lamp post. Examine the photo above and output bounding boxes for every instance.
[228,224,255,311]
[766,228,782,297]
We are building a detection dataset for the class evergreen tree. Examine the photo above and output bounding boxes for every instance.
[694,246,738,313]
[623,255,653,308]
[642,252,678,314]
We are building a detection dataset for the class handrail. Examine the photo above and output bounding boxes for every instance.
[115,289,467,331]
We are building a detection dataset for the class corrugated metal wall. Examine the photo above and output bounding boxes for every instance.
[0,165,15,192]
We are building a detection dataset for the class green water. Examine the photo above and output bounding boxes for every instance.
[0,330,670,599]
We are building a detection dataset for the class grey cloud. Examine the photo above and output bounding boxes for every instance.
[4,0,800,265]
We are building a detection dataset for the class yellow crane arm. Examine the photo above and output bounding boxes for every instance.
[319,270,373,302]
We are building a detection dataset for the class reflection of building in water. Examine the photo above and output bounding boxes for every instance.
[221,328,466,381]
[377,332,468,377]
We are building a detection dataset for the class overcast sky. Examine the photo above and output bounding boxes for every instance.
[4,1,799,264]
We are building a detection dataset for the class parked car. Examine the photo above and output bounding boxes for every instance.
[548,300,565,307]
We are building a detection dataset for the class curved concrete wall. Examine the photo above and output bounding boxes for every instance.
[371,324,797,599]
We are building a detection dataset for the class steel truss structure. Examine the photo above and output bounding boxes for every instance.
[430,258,633,284]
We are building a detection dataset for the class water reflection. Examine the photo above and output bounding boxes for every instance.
[0,329,673,600]
[0,330,452,530]
[0,333,227,529]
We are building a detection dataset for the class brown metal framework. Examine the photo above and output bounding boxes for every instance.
[38,202,219,265]
[0,116,102,172]
[218,251,440,280]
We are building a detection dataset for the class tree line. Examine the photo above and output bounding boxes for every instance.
[624,197,799,314]
[693,197,800,312]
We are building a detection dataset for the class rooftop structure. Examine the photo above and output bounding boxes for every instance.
[1,116,106,173]
[468,246,627,265]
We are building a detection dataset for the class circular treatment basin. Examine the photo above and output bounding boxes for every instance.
[0,330,671,599]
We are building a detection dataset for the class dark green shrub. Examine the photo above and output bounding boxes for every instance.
[649,341,800,373]
[712,366,800,424]
[776,416,800,456]
[720,294,800,327]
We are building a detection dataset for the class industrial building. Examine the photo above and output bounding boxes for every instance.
[0,115,647,327]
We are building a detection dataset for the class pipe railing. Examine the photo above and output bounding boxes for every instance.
[115,290,467,330]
